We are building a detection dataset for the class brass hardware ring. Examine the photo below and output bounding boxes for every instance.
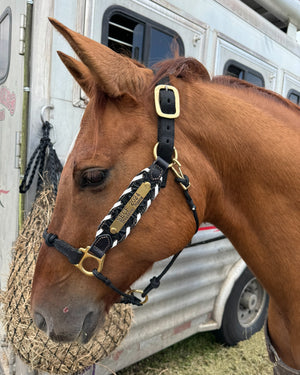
[75,246,106,277]
[153,143,178,168]
[128,289,149,305]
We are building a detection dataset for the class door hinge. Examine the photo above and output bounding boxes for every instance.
[19,14,26,55]
[15,131,22,169]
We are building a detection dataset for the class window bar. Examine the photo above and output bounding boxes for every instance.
[108,36,133,48]
[109,21,134,33]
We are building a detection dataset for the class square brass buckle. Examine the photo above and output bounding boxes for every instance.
[154,84,180,119]
[75,246,106,277]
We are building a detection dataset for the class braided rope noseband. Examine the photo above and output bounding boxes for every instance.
[44,78,199,306]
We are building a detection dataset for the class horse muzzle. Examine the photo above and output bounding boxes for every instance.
[32,298,105,343]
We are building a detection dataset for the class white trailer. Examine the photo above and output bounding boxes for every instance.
[1,0,300,374]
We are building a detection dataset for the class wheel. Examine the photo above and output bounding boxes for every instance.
[215,267,269,346]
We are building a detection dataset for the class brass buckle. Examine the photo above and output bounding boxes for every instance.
[75,246,106,277]
[128,289,149,305]
[154,84,180,119]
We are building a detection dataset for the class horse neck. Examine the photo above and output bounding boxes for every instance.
[181,81,300,297]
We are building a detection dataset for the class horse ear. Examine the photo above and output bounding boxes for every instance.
[57,51,94,97]
[49,17,152,98]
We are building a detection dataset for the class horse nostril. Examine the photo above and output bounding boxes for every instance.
[34,312,47,332]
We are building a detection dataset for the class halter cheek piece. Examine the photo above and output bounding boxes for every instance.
[44,77,199,306]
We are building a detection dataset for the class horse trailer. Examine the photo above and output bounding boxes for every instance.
[1,0,300,374]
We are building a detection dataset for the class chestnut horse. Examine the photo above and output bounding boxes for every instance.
[31,19,300,373]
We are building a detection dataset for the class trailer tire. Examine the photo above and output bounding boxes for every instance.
[215,267,268,346]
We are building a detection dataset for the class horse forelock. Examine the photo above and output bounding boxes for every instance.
[151,57,211,88]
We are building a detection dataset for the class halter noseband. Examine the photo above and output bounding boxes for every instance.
[44,77,199,306]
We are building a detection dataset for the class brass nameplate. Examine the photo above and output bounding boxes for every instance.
[110,182,151,234]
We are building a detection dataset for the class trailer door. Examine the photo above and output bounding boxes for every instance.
[0,1,27,292]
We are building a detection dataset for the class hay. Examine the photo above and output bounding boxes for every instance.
[0,185,132,374]
[118,330,273,375]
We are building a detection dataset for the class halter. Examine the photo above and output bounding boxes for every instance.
[44,77,199,306]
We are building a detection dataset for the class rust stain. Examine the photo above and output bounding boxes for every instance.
[173,321,191,335]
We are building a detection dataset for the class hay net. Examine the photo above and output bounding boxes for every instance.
[0,185,132,374]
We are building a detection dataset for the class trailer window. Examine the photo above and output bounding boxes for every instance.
[102,6,184,67]
[224,60,264,87]
[287,89,300,105]
[107,13,145,60]
[0,7,11,84]
[149,28,177,65]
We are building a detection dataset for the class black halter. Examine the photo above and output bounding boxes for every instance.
[44,77,199,306]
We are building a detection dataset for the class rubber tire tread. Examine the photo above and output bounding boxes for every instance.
[214,267,269,346]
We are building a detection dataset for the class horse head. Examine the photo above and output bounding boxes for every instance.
[31,19,211,343]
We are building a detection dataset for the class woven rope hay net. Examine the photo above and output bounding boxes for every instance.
[0,184,132,374]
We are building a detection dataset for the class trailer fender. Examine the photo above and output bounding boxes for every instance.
[213,258,247,327]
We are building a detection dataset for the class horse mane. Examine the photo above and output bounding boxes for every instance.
[212,75,300,113]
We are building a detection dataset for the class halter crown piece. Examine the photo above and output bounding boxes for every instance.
[44,77,199,306]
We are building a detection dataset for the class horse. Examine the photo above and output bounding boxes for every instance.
[31,18,300,374]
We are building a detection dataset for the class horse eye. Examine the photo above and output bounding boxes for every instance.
[80,168,109,188]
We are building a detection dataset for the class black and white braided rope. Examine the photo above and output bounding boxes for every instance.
[89,162,165,259]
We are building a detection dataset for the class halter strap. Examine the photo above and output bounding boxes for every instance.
[155,76,177,186]
[43,77,199,306]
